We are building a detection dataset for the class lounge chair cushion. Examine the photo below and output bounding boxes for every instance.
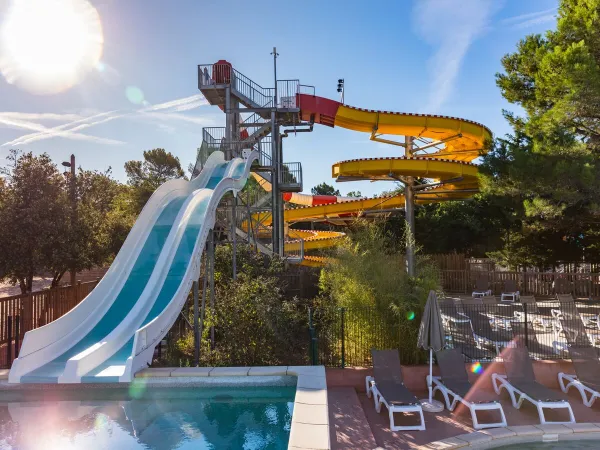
[509,380,567,402]
[376,381,420,406]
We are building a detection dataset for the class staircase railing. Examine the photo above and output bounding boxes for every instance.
[198,64,275,108]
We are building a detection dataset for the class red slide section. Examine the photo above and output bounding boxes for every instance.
[297,94,341,127]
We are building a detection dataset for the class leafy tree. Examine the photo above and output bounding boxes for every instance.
[66,168,136,282]
[483,0,600,265]
[311,182,340,196]
[0,151,70,293]
[125,148,186,212]
[346,190,362,197]
[379,183,404,197]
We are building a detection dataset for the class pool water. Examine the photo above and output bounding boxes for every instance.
[500,440,600,449]
[0,385,295,449]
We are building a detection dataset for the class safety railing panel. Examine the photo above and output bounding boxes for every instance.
[277,79,300,109]
[192,136,273,177]
[280,162,302,192]
[284,238,304,264]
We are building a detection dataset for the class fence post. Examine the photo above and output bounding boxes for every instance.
[14,315,20,358]
[193,280,199,367]
[340,307,346,369]
[524,303,529,348]
[308,307,317,366]
[7,316,12,366]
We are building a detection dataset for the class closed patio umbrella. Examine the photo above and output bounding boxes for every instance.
[417,290,445,412]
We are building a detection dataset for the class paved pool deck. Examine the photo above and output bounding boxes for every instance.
[328,385,600,449]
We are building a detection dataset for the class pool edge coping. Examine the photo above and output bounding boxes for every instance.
[417,423,600,449]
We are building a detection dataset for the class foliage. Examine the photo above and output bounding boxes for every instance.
[0,151,136,292]
[311,182,340,196]
[414,196,515,257]
[125,148,186,213]
[170,244,314,367]
[317,218,441,364]
[0,151,69,292]
[485,0,600,265]
[346,190,362,197]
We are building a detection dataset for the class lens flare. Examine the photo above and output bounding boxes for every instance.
[0,0,104,94]
[406,311,415,321]
[94,413,109,430]
[125,86,145,105]
[128,378,147,399]
[471,362,483,374]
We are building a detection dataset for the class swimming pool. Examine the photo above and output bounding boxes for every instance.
[499,441,600,449]
[0,383,296,449]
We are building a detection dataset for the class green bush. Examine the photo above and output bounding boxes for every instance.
[164,244,314,367]
[317,218,441,364]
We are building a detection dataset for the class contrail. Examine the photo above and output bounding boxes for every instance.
[0,115,124,146]
[1,93,209,147]
[2,111,121,146]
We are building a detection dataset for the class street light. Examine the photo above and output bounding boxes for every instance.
[62,154,77,287]
[337,78,344,104]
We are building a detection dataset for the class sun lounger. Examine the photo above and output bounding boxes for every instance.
[501,279,520,303]
[439,298,471,326]
[431,349,507,429]
[482,296,516,329]
[556,294,599,329]
[558,346,600,407]
[556,315,600,357]
[446,320,496,361]
[514,296,551,329]
[472,277,491,298]
[365,349,425,431]
[510,321,548,357]
[492,347,575,424]
[460,300,512,354]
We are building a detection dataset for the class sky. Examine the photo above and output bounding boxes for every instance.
[0,0,559,197]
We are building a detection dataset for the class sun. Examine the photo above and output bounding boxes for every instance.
[0,0,104,95]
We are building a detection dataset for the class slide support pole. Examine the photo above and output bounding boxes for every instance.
[405,136,415,277]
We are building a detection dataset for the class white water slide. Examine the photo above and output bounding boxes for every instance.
[9,150,257,383]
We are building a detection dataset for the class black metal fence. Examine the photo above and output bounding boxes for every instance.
[439,298,600,362]
[308,306,427,368]
[307,299,600,368]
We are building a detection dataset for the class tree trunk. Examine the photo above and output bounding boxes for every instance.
[51,270,66,288]
[18,278,27,295]
[26,273,33,293]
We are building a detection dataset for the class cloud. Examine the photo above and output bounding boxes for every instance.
[1,94,210,147]
[501,7,557,29]
[413,0,498,113]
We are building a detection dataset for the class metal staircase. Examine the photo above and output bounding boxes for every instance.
[195,61,310,262]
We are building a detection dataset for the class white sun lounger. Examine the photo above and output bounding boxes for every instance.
[558,346,600,407]
[432,349,507,429]
[492,347,575,425]
[366,349,425,431]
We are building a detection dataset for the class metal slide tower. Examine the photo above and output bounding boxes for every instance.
[194,51,309,261]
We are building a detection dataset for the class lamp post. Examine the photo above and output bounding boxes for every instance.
[337,79,344,104]
[62,154,76,287]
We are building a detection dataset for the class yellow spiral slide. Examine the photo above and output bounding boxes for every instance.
[249,94,492,266]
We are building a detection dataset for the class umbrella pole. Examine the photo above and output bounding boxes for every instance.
[429,348,433,403]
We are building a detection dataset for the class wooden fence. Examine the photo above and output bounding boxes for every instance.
[440,270,600,298]
[0,280,99,368]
